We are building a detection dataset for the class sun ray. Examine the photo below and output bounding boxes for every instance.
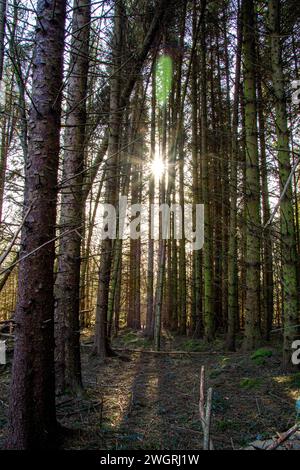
[151,156,165,180]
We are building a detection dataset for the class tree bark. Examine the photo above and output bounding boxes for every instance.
[268,0,299,369]
[227,0,242,351]
[94,0,124,358]
[54,0,91,395]
[191,1,202,338]
[256,42,274,341]
[242,0,261,351]
[94,0,172,357]
[146,69,156,338]
[7,0,66,449]
[200,8,214,342]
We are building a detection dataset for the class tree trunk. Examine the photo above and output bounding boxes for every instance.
[128,90,143,330]
[54,0,91,395]
[94,0,124,358]
[94,0,171,357]
[200,9,214,342]
[7,0,66,449]
[146,69,156,338]
[178,129,186,335]
[227,0,242,351]
[128,169,142,330]
[256,43,274,341]
[242,0,261,351]
[268,0,299,369]
[154,99,167,350]
[191,29,202,336]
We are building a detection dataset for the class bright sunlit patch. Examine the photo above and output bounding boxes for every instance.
[151,157,165,180]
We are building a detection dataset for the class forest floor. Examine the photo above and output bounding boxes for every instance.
[0,329,300,450]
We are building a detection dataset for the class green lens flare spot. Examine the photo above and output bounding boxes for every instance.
[155,55,173,107]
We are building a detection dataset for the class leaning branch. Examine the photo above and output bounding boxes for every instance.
[264,156,300,229]
[0,225,83,276]
[0,204,32,267]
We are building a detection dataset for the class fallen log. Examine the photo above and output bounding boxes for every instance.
[111,348,241,355]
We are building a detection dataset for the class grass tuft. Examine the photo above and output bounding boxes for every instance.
[251,348,273,365]
[239,377,262,389]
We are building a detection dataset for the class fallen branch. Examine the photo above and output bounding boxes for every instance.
[266,423,299,450]
[112,348,239,355]
[56,400,103,417]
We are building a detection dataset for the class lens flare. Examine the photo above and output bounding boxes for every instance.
[151,157,165,180]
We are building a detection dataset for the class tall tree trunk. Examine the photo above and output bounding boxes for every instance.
[191,10,202,335]
[268,0,299,369]
[200,9,214,342]
[128,91,143,330]
[256,46,274,341]
[94,0,171,357]
[146,70,156,338]
[7,0,66,449]
[241,0,261,351]
[154,96,167,350]
[80,175,104,327]
[221,11,231,332]
[178,128,186,335]
[211,29,223,332]
[107,109,132,339]
[176,3,187,336]
[113,255,122,336]
[94,0,124,359]
[54,0,91,395]
[227,0,242,351]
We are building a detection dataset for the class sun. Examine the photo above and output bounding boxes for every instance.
[151,156,165,180]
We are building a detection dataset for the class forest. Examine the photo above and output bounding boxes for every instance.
[0,0,299,453]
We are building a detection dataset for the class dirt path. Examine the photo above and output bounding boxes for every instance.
[61,341,299,450]
[1,333,299,450]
